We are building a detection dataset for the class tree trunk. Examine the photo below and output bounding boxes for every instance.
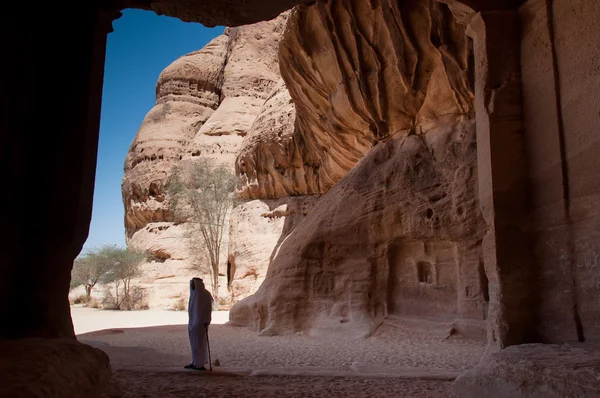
[211,263,219,309]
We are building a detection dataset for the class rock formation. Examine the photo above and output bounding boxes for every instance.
[141,0,311,27]
[0,339,111,398]
[122,13,292,307]
[227,196,319,300]
[7,0,600,395]
[230,0,488,338]
[236,0,473,200]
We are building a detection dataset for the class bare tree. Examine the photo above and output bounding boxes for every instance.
[168,157,237,299]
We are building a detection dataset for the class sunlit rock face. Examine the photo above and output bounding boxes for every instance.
[230,0,489,338]
[235,0,474,201]
[121,13,292,307]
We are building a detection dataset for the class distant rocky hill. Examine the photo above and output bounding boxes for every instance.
[121,13,303,308]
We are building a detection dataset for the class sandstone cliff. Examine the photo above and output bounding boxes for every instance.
[230,0,488,338]
[122,14,292,308]
[236,0,473,201]
[227,196,319,300]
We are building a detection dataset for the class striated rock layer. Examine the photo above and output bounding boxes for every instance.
[231,120,487,337]
[236,0,473,200]
[122,14,291,307]
[230,0,487,337]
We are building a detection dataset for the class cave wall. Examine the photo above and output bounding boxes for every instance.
[231,120,488,338]
[551,0,600,343]
[519,0,600,343]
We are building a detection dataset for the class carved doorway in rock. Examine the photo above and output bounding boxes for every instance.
[387,240,459,321]
[386,239,489,338]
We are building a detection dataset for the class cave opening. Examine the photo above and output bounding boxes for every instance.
[70,8,228,336]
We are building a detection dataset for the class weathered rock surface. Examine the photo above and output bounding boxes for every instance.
[231,119,487,336]
[0,338,111,398]
[123,34,228,235]
[236,81,304,199]
[230,0,486,337]
[227,196,319,300]
[236,0,474,201]
[453,344,600,397]
[138,0,310,27]
[122,14,291,307]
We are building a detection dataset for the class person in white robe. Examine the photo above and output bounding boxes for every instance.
[184,277,214,370]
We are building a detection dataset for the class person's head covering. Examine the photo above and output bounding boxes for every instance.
[189,277,212,323]
[190,277,204,291]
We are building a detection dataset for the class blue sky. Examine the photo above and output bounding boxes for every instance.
[84,9,224,251]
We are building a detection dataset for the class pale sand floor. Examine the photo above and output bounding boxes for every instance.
[72,307,485,397]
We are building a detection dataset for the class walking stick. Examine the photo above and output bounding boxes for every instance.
[205,324,212,371]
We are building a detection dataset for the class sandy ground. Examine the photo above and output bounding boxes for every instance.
[72,307,485,397]
[71,306,229,335]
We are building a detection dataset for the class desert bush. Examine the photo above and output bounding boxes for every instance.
[171,297,186,311]
[72,294,90,305]
[70,245,117,299]
[128,286,149,310]
[99,248,148,310]
[216,296,231,309]
[88,297,101,309]
[102,284,148,311]
[101,288,119,310]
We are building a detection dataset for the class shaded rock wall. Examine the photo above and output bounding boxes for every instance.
[0,339,111,398]
[135,0,310,27]
[454,343,600,397]
[550,0,600,343]
[231,119,487,337]
[519,0,600,343]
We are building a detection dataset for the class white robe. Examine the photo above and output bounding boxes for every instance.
[188,278,214,367]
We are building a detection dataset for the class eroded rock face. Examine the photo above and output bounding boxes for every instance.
[231,120,486,336]
[227,196,319,300]
[123,34,228,235]
[236,81,307,199]
[236,0,473,200]
[230,0,486,337]
[122,14,290,307]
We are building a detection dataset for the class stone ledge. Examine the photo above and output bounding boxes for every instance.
[453,343,600,397]
[0,338,111,398]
